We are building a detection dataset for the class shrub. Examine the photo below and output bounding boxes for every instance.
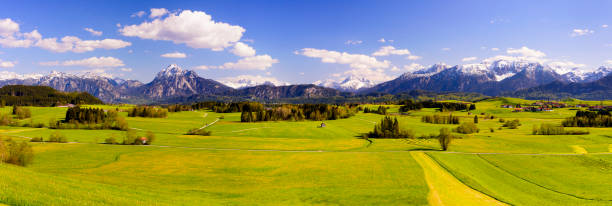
[14,106,31,119]
[474,115,478,123]
[453,122,480,134]
[0,138,34,166]
[502,119,521,129]
[0,113,12,126]
[186,128,212,136]
[48,131,68,143]
[145,131,155,145]
[104,137,118,144]
[30,137,43,142]
[499,118,505,123]
[438,128,453,151]
[532,123,590,135]
[489,128,495,133]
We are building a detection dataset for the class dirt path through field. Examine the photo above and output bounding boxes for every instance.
[411,151,507,206]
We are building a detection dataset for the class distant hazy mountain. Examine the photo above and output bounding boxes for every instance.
[232,84,344,100]
[0,70,142,102]
[363,60,570,95]
[1,62,609,103]
[561,66,612,83]
[314,75,378,92]
[509,73,612,100]
[219,75,289,89]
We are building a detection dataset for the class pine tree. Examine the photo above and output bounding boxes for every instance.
[474,115,478,123]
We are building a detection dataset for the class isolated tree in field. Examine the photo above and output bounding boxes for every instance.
[474,115,478,123]
[438,128,452,151]
[469,104,476,111]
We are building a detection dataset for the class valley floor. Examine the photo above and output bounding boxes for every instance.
[0,99,611,205]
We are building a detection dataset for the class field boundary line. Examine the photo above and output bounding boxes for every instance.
[476,154,612,202]
[412,151,508,206]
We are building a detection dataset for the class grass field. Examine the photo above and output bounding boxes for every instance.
[0,98,611,205]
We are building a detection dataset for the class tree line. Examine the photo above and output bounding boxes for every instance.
[421,114,460,124]
[0,85,102,106]
[241,104,358,122]
[363,106,388,115]
[562,110,612,127]
[399,100,472,112]
[127,106,168,118]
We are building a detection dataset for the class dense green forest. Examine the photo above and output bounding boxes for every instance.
[562,109,612,127]
[240,103,359,122]
[0,85,102,106]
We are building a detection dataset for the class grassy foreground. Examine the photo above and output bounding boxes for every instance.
[0,98,611,205]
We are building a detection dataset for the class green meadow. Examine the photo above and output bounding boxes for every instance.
[0,98,611,205]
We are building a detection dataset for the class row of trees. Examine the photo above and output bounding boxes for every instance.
[562,110,612,127]
[53,108,128,130]
[166,104,193,112]
[399,100,471,112]
[64,107,106,123]
[240,104,358,122]
[421,114,460,124]
[363,106,388,115]
[0,138,33,166]
[532,124,589,135]
[127,106,168,118]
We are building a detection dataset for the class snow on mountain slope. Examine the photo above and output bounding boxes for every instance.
[314,75,378,92]
[219,75,289,89]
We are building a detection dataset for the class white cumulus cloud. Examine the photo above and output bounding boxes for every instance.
[149,8,169,18]
[197,55,278,70]
[0,18,19,37]
[231,42,256,57]
[571,29,594,37]
[506,46,546,58]
[131,11,146,18]
[161,52,187,58]
[461,56,478,62]
[297,48,390,70]
[0,59,16,68]
[0,18,130,53]
[403,63,425,72]
[120,10,245,51]
[39,56,124,68]
[372,46,411,56]
[84,28,102,36]
[345,40,362,45]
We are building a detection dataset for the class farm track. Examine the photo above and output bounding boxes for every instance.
[411,151,508,206]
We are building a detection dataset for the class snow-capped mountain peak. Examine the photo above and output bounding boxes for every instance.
[219,75,289,89]
[314,75,377,92]
[157,64,188,78]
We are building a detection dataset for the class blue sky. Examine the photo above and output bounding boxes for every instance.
[0,0,611,85]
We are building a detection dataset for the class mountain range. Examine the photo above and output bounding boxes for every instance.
[0,61,610,103]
